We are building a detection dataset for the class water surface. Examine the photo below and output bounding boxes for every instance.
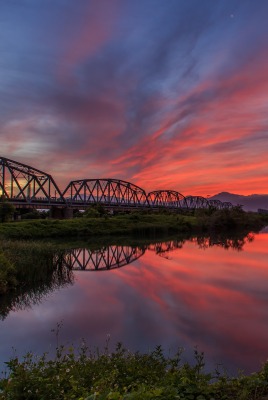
[1,231,268,375]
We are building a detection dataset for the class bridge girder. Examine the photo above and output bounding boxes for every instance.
[147,190,187,208]
[0,156,65,205]
[208,200,233,210]
[208,199,224,209]
[63,178,148,207]
[185,195,210,209]
[0,156,235,212]
[222,201,233,209]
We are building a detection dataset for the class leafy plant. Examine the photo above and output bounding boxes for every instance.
[1,344,268,399]
[0,199,15,223]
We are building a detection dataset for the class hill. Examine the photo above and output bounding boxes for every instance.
[210,192,268,212]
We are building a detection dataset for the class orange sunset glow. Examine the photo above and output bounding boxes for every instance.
[1,1,268,197]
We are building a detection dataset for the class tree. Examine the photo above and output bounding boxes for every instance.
[0,200,15,222]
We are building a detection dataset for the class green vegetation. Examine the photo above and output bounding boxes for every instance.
[19,209,48,220]
[193,205,267,232]
[0,208,266,240]
[1,343,268,399]
[0,252,17,295]
[0,213,191,240]
[0,198,15,223]
[0,241,72,299]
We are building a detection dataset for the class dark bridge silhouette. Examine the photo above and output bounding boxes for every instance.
[0,156,65,207]
[56,236,247,272]
[54,240,185,271]
[63,178,148,207]
[56,245,146,271]
[0,156,232,212]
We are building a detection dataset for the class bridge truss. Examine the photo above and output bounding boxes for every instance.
[63,178,148,207]
[184,197,233,210]
[184,196,210,209]
[208,199,222,209]
[0,156,235,211]
[222,202,233,209]
[147,190,187,208]
[0,156,65,205]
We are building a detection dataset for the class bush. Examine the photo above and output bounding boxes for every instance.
[1,344,268,399]
[0,201,15,222]
[21,211,46,220]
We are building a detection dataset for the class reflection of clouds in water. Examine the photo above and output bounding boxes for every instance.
[1,233,268,374]
[60,234,252,272]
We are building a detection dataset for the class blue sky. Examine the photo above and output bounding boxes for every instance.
[1,0,268,195]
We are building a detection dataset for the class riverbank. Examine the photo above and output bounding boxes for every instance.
[1,344,268,399]
[0,208,266,240]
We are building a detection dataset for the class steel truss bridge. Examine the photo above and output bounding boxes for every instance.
[0,156,232,212]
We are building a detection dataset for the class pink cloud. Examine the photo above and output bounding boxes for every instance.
[59,1,122,79]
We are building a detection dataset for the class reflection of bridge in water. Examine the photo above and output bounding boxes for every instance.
[57,245,146,271]
[58,241,185,271]
[0,156,233,212]
[0,235,253,321]
[147,240,185,258]
[57,234,253,272]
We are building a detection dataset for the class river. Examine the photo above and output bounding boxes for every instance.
[1,229,268,376]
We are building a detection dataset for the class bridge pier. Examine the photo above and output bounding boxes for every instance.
[49,207,73,219]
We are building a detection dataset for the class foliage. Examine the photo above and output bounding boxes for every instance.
[195,208,265,233]
[83,204,108,218]
[0,200,15,223]
[0,209,265,240]
[1,344,268,399]
[20,210,48,220]
[83,207,102,218]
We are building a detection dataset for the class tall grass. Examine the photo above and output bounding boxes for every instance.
[1,343,268,399]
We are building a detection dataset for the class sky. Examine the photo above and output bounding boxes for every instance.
[0,0,268,196]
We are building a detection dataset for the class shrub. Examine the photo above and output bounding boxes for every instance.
[0,200,15,223]
[1,344,268,399]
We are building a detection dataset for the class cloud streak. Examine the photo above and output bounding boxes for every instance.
[0,0,268,194]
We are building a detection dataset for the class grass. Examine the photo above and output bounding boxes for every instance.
[0,214,193,240]
[0,252,17,295]
[0,240,73,298]
[0,208,266,240]
[1,343,268,399]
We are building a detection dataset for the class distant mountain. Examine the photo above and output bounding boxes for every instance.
[209,192,268,212]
